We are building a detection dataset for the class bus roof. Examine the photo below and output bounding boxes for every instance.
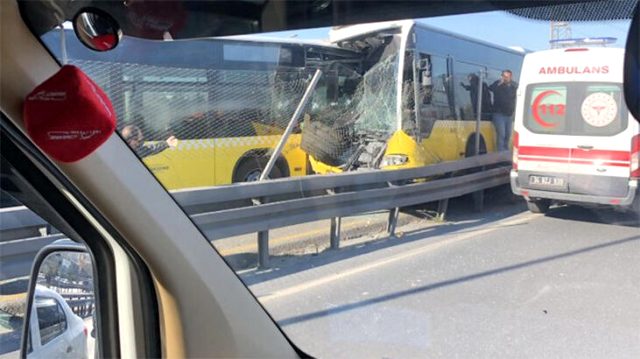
[330,19,415,43]
[220,34,336,48]
[44,29,358,69]
[330,19,528,56]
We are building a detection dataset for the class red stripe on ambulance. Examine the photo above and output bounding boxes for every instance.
[518,146,631,167]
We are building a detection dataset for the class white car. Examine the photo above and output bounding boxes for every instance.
[26,285,87,359]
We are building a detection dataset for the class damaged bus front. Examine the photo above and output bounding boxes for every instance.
[301,20,525,174]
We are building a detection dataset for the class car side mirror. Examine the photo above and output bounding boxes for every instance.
[20,239,96,359]
[624,1,640,123]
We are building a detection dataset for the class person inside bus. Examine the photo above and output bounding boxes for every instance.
[122,124,179,158]
[460,73,493,120]
[488,69,517,152]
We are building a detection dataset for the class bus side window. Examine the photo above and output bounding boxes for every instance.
[416,53,449,137]
[454,62,491,121]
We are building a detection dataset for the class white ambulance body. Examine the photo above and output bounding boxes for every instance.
[511,47,640,213]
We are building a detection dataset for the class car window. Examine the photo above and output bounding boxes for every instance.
[14,1,640,357]
[35,297,66,345]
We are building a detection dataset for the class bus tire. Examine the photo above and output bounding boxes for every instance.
[233,157,283,183]
[526,199,551,214]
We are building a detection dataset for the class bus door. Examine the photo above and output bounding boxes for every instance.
[453,61,492,157]
[414,52,457,162]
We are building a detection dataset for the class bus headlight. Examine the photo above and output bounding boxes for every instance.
[381,155,408,167]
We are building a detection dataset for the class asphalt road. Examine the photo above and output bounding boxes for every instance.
[244,195,640,358]
[2,186,639,358]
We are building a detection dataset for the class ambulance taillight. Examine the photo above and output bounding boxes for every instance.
[632,133,640,179]
[512,131,519,171]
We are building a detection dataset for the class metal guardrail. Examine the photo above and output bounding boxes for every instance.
[2,151,512,271]
[173,151,512,267]
[173,151,511,211]
[0,206,47,230]
[61,293,95,318]
[0,206,51,242]
[0,234,65,281]
[192,166,508,240]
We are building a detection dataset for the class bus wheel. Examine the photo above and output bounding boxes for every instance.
[233,157,283,183]
[526,199,551,214]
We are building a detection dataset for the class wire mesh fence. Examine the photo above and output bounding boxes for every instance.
[72,59,314,143]
[69,44,404,179]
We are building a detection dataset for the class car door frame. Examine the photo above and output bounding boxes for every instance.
[1,116,160,359]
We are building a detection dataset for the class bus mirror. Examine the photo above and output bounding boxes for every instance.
[624,1,639,123]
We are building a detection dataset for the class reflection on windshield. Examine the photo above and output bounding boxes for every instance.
[23,4,640,358]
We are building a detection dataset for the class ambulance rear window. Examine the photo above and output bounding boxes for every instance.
[524,82,628,136]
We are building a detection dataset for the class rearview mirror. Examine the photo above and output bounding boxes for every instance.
[20,240,96,359]
[73,9,122,52]
[624,1,640,123]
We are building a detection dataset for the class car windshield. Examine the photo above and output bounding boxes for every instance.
[13,0,640,357]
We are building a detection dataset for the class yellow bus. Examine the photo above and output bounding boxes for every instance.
[45,31,360,189]
[300,20,525,173]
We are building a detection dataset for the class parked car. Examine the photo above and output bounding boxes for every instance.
[26,285,87,359]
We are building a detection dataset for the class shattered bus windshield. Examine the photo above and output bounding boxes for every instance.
[303,20,524,174]
[302,29,401,170]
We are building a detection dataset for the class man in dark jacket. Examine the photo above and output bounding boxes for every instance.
[122,124,178,158]
[488,70,517,151]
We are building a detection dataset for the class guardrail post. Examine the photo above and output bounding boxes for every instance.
[330,217,341,249]
[252,196,270,269]
[257,230,270,269]
[387,207,400,236]
[326,188,341,249]
[436,199,449,221]
[473,189,485,211]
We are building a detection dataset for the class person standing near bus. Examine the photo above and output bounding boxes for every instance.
[489,69,518,151]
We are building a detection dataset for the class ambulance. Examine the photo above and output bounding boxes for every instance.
[511,47,640,213]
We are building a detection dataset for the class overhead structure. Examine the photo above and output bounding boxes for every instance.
[550,21,573,48]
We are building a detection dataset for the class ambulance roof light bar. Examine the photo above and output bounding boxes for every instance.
[549,37,617,48]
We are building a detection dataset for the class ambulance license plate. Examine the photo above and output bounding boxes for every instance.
[529,175,564,186]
